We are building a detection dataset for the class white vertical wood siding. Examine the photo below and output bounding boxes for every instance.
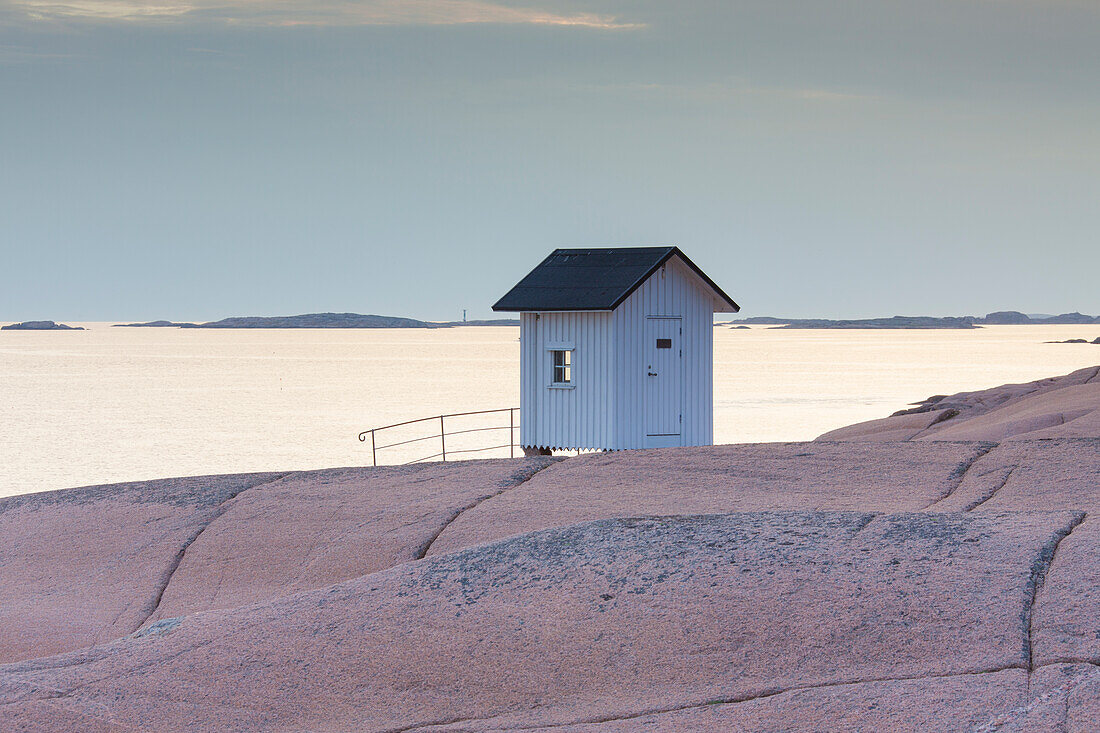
[519,255,715,451]
[520,310,615,450]
[613,256,714,449]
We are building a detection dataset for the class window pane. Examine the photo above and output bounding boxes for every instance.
[551,350,572,384]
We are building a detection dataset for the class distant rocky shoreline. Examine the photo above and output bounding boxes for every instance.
[0,320,84,331]
[113,313,519,329]
[114,319,196,328]
[10,309,1096,331]
[1048,337,1100,345]
[730,310,1100,329]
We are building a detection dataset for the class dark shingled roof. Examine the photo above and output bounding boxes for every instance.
[492,247,739,313]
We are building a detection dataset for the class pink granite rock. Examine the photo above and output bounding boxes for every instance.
[0,511,1082,732]
[818,366,1100,442]
[499,670,1028,733]
[427,441,992,556]
[812,408,959,441]
[923,384,1100,442]
[927,439,1100,514]
[144,459,554,623]
[0,460,553,663]
[0,472,284,663]
[975,663,1100,732]
[910,440,1100,673]
[1029,518,1100,668]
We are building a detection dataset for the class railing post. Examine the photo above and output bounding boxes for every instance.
[440,415,446,462]
[371,430,377,467]
[510,408,515,458]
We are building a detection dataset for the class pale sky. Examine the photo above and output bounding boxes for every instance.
[1,0,1097,321]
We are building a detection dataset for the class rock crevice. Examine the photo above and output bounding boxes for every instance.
[132,472,294,632]
[1024,513,1088,677]
[924,442,999,509]
[964,466,1018,512]
[417,459,560,560]
[432,667,1031,732]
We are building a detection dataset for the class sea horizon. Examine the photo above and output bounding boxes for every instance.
[3,322,1098,498]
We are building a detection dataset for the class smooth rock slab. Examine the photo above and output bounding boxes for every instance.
[1030,518,1100,667]
[144,458,555,623]
[0,472,283,664]
[0,460,553,663]
[925,384,1100,442]
[478,670,1028,733]
[947,446,1100,669]
[818,366,1100,442]
[974,663,1100,732]
[0,511,1081,732]
[812,408,958,441]
[929,439,1100,513]
[428,442,991,556]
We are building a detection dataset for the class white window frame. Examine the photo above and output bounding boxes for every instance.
[546,343,575,389]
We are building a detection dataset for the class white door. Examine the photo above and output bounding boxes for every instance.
[645,317,682,438]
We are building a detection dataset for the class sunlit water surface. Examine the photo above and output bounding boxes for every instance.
[2,323,1098,497]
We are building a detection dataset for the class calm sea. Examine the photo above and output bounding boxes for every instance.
[2,323,1098,497]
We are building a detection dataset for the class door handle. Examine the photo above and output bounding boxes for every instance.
[648,371,658,376]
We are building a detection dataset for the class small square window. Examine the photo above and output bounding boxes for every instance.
[551,349,572,384]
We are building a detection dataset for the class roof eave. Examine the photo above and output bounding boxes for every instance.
[491,305,615,313]
[715,300,741,313]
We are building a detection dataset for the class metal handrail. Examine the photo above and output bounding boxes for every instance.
[359,407,520,466]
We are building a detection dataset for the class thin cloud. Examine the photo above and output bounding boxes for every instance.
[9,0,642,28]
[568,80,882,105]
[12,1,194,21]
[0,43,76,62]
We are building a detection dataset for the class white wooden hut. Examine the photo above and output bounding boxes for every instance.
[492,247,739,454]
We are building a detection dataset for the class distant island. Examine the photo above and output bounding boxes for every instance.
[1048,337,1100,345]
[114,320,197,328]
[1,320,84,331]
[729,311,1100,329]
[980,310,1100,324]
[114,313,519,329]
[28,309,1100,331]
